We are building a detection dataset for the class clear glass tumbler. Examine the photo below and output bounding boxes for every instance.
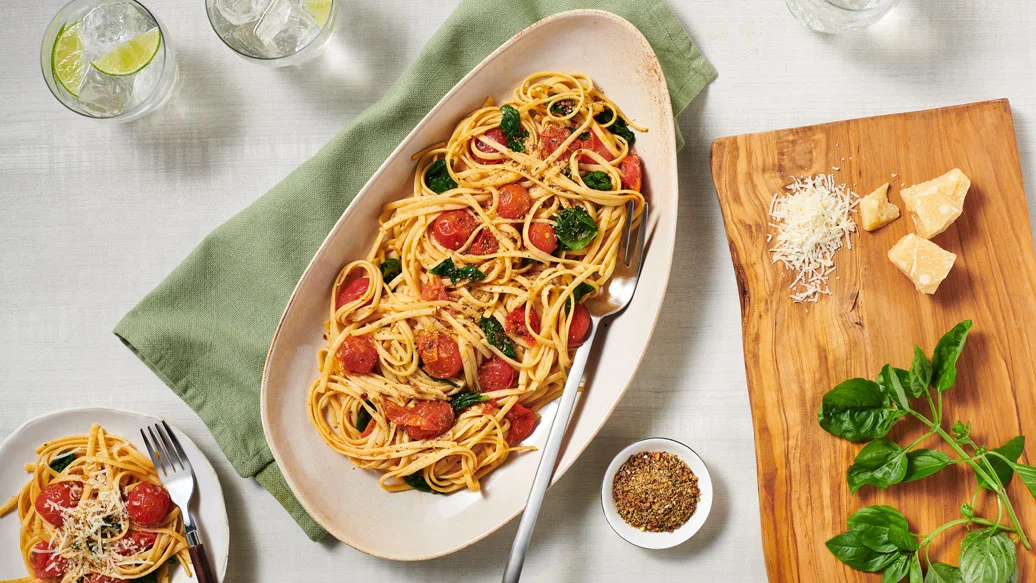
[206,0,337,66]
[785,0,901,33]
[41,0,177,121]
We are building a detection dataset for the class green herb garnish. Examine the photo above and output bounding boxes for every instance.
[451,392,489,411]
[356,401,374,432]
[553,206,599,251]
[564,282,595,314]
[594,109,636,145]
[425,159,457,194]
[422,372,460,388]
[479,316,516,358]
[49,451,76,473]
[500,105,527,153]
[577,131,590,141]
[429,258,487,284]
[581,171,613,191]
[379,258,402,282]
[549,99,574,116]
[404,473,435,493]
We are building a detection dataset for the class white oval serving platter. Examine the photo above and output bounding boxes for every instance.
[261,8,678,560]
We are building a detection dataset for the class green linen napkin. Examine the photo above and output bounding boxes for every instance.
[115,0,715,542]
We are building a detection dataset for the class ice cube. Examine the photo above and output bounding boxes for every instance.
[215,0,272,26]
[253,0,320,57]
[129,46,164,108]
[78,65,134,116]
[81,1,156,58]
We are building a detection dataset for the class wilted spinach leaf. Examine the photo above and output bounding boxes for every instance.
[553,206,599,251]
[425,159,457,194]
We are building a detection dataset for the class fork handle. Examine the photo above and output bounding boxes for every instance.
[188,539,217,583]
[502,317,599,583]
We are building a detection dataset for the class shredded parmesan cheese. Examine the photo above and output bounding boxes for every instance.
[768,174,858,303]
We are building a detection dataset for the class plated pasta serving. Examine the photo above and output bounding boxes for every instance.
[0,424,190,583]
[308,72,647,494]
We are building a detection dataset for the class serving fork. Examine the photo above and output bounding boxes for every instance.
[503,201,649,583]
[141,421,217,583]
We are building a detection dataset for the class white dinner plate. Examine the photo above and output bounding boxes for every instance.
[262,9,679,560]
[0,408,230,582]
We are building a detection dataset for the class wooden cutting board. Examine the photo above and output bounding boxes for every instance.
[710,99,1036,582]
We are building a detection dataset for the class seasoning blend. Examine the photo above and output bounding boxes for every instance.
[612,451,701,533]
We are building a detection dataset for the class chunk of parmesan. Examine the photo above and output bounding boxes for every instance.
[768,174,858,303]
[859,183,900,231]
[900,168,970,239]
[887,233,956,294]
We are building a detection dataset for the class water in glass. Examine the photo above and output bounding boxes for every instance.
[785,0,901,33]
[207,0,335,64]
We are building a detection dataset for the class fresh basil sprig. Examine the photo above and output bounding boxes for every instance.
[479,316,516,358]
[553,206,599,251]
[499,105,527,153]
[49,451,77,473]
[429,258,486,284]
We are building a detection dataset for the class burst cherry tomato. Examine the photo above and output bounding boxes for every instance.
[568,304,592,348]
[469,229,498,255]
[431,210,478,251]
[505,307,541,344]
[83,574,129,583]
[528,223,558,254]
[336,277,370,309]
[474,127,507,164]
[478,357,516,391]
[416,331,464,379]
[126,482,171,527]
[31,541,67,579]
[383,400,455,440]
[35,481,81,526]
[115,530,158,556]
[578,131,615,163]
[620,153,642,192]
[497,183,532,219]
[505,403,537,445]
[337,335,379,374]
[421,277,448,301]
[539,125,576,159]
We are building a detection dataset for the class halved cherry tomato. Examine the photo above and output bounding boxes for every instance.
[505,307,541,344]
[383,400,455,440]
[474,127,507,165]
[35,481,81,526]
[361,419,376,437]
[337,335,379,374]
[336,276,370,309]
[506,403,537,445]
[115,530,158,556]
[83,574,129,583]
[126,482,171,527]
[539,125,577,159]
[416,331,464,379]
[568,304,592,348]
[431,210,478,251]
[620,153,642,192]
[578,131,615,163]
[31,541,67,579]
[528,223,558,254]
[478,357,515,391]
[421,277,448,301]
[469,229,498,255]
[497,183,532,219]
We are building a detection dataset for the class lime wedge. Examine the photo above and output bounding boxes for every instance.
[91,27,161,76]
[52,21,85,97]
[302,0,331,28]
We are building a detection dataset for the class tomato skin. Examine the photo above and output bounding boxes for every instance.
[35,481,81,526]
[336,335,379,374]
[505,307,541,344]
[528,223,558,254]
[620,153,642,192]
[421,277,448,301]
[383,400,455,440]
[31,541,67,579]
[336,277,370,309]
[115,530,158,556]
[416,331,464,379]
[126,482,171,527]
[568,304,592,348]
[579,131,615,163]
[474,128,507,164]
[497,183,532,219]
[539,125,576,159]
[469,229,499,255]
[478,357,516,391]
[506,403,537,445]
[431,210,479,251]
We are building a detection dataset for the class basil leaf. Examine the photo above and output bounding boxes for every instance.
[593,109,636,145]
[429,258,486,284]
[549,99,574,116]
[429,258,455,277]
[479,316,516,359]
[404,473,435,493]
[451,392,488,411]
[909,346,933,397]
[422,372,459,388]
[847,438,908,494]
[564,282,595,314]
[553,206,599,251]
[1011,462,1036,499]
[909,554,923,583]
[926,563,964,583]
[977,436,1024,491]
[880,365,913,412]
[425,159,457,194]
[499,105,527,152]
[48,451,77,473]
[581,171,613,191]
[826,531,900,572]
[931,320,972,392]
[902,449,952,483]
[356,401,374,432]
[846,506,916,553]
[883,553,911,583]
[817,378,907,442]
[379,258,402,282]
[959,530,1016,583]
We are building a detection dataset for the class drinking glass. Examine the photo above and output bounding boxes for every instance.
[785,0,901,33]
[41,0,177,121]
[205,0,337,66]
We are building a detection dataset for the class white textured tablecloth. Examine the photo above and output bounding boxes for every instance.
[1,1,1033,581]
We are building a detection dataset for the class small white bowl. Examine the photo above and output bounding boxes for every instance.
[601,437,714,549]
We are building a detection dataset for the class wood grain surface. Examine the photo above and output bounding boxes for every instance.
[710,99,1036,582]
